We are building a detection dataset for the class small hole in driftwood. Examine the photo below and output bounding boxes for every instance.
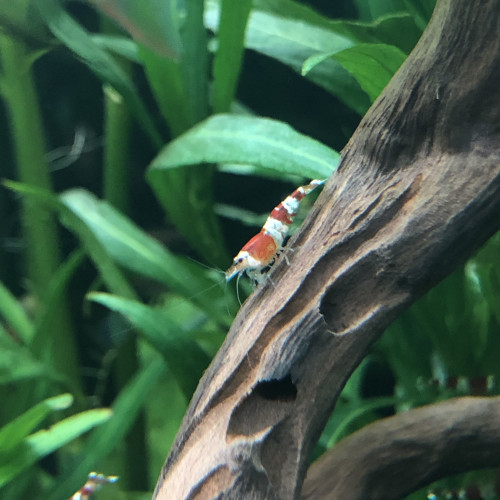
[226,375,297,439]
[255,375,297,402]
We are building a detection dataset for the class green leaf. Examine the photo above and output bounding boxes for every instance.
[90,293,210,397]
[4,181,234,326]
[179,0,210,125]
[26,409,112,455]
[36,0,162,147]
[138,45,192,136]
[0,407,111,488]
[59,189,234,325]
[0,281,33,345]
[90,34,140,62]
[207,1,422,113]
[87,0,183,60]
[353,0,434,30]
[0,327,58,385]
[205,0,371,114]
[251,0,421,51]
[4,180,137,301]
[325,396,397,448]
[136,0,208,134]
[148,114,339,180]
[49,358,165,500]
[328,13,422,54]
[215,204,267,228]
[29,251,85,393]
[364,0,408,19]
[304,43,407,102]
[135,1,226,268]
[0,394,72,453]
[403,0,435,31]
[213,0,252,113]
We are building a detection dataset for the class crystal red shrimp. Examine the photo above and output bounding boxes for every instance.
[69,472,118,500]
[225,179,325,282]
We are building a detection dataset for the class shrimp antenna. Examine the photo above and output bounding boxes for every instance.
[236,271,243,307]
[185,255,225,277]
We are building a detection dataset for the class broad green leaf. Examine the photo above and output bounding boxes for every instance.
[59,189,234,325]
[0,408,111,488]
[36,0,162,147]
[205,0,371,114]
[215,204,267,228]
[207,0,422,113]
[0,281,33,345]
[322,13,421,54]
[90,293,210,397]
[217,162,304,182]
[365,0,408,19]
[148,114,339,180]
[354,0,434,29]
[304,43,407,103]
[251,0,421,51]
[362,13,421,53]
[0,394,72,453]
[86,0,182,60]
[213,0,252,113]
[49,358,165,500]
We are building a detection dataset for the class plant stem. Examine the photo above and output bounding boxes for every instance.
[0,34,81,394]
[101,34,149,489]
[103,84,132,211]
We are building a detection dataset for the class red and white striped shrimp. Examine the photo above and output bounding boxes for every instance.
[69,472,118,500]
[225,179,325,282]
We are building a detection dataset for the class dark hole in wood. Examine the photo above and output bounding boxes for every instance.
[255,375,297,402]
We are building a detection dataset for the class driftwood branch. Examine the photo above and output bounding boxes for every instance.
[301,396,500,500]
[154,0,500,498]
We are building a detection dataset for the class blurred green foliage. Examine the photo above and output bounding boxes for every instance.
[0,0,498,498]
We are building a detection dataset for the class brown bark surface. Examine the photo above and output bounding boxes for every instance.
[154,0,500,498]
[301,397,500,500]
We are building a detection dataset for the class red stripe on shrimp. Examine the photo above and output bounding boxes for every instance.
[226,179,325,282]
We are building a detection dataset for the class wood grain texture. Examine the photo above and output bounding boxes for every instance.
[302,397,500,500]
[154,0,500,498]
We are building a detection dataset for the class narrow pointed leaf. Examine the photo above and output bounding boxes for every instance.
[0,394,72,453]
[0,408,111,488]
[0,281,33,344]
[90,293,210,397]
[213,0,252,113]
[37,0,162,147]
[49,358,165,500]
[60,189,234,325]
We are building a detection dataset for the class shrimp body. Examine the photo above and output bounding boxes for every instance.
[70,472,118,499]
[225,179,325,282]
